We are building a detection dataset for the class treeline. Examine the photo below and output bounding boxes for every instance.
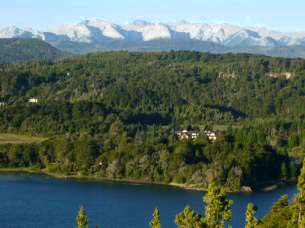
[0,51,305,190]
[0,120,303,191]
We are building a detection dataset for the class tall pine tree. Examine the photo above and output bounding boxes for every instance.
[175,206,204,228]
[150,208,161,228]
[76,206,89,228]
[203,182,233,228]
[245,203,258,228]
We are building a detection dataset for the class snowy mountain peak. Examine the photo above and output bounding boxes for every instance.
[85,19,125,40]
[1,20,305,47]
[0,26,34,38]
[49,23,94,43]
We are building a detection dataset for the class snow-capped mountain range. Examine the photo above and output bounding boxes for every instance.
[1,19,305,47]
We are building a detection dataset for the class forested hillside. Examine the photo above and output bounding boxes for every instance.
[56,39,305,58]
[0,38,68,64]
[0,51,305,191]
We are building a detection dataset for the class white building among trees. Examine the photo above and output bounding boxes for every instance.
[28,98,39,103]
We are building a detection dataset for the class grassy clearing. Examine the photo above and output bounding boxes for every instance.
[0,133,47,144]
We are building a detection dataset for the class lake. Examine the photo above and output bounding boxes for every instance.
[0,173,297,228]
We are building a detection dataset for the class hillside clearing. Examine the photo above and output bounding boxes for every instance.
[0,133,47,144]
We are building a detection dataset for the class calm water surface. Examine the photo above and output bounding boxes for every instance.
[0,173,297,228]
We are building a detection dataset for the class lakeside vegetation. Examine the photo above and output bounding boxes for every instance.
[75,158,305,228]
[0,51,305,192]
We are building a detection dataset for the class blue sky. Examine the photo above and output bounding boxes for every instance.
[1,0,305,32]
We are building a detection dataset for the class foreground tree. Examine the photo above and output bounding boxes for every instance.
[286,159,305,227]
[203,182,233,228]
[245,203,258,228]
[150,208,161,228]
[297,159,305,227]
[260,195,291,227]
[175,206,204,228]
[76,206,89,228]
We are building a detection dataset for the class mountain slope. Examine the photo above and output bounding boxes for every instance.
[0,38,69,64]
[2,20,305,57]
[0,20,301,47]
[54,39,305,58]
[54,39,226,54]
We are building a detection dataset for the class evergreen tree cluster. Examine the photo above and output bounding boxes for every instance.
[0,51,305,191]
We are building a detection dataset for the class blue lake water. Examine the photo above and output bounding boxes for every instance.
[0,173,297,228]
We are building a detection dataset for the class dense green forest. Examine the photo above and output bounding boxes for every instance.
[0,38,68,64]
[0,51,305,191]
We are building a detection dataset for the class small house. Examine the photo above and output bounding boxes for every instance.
[267,72,293,80]
[28,98,39,103]
[176,130,191,140]
[204,130,217,141]
[176,129,217,142]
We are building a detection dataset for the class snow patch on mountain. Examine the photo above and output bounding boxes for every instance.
[49,23,95,43]
[85,19,125,40]
[1,20,305,47]
[125,22,173,41]
[0,26,36,39]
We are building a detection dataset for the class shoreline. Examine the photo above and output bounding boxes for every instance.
[0,168,210,192]
[0,168,295,193]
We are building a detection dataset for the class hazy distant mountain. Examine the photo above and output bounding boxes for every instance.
[0,38,68,64]
[1,20,305,57]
